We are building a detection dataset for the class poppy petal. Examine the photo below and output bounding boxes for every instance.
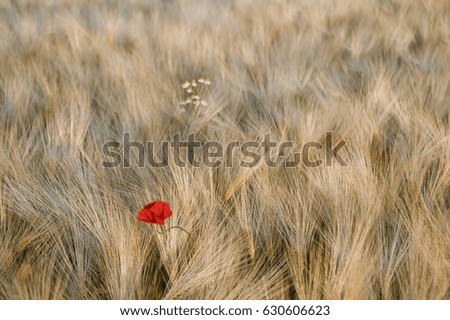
[154,216,165,225]
[137,201,172,225]
[161,205,172,219]
[137,208,152,223]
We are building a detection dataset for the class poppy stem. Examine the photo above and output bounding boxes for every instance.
[156,225,191,236]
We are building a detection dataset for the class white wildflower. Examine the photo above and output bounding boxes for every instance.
[181,81,190,89]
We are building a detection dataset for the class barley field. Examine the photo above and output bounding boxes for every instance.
[0,0,449,299]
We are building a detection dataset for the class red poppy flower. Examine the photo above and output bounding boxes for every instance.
[137,201,172,225]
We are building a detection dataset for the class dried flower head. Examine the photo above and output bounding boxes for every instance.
[179,76,211,110]
[181,81,190,89]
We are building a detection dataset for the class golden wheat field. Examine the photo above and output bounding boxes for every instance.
[0,0,449,300]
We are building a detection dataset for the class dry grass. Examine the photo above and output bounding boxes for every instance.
[0,0,449,299]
